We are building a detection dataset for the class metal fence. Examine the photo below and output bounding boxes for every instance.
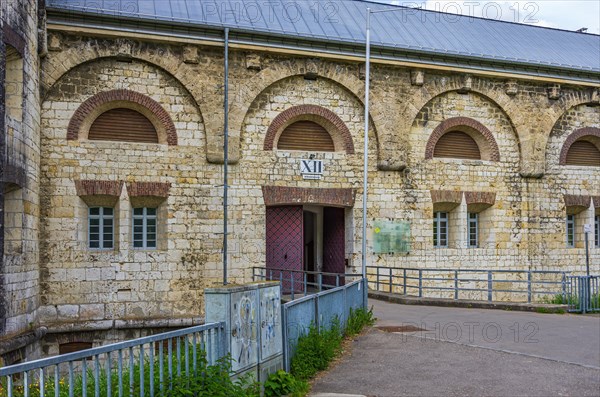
[566,275,600,313]
[252,267,361,300]
[281,278,366,372]
[367,266,567,303]
[0,322,226,397]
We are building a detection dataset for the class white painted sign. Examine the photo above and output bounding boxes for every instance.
[300,159,324,180]
[584,224,592,233]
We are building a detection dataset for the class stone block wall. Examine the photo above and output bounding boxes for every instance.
[1,0,42,362]
[15,28,600,350]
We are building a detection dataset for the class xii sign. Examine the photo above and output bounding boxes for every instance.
[300,159,324,180]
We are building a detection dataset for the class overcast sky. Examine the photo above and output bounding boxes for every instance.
[384,1,600,34]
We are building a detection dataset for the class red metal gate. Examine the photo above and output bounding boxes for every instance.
[266,206,304,293]
[323,207,346,286]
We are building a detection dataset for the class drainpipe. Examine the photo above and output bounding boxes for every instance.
[0,17,6,334]
[223,28,229,285]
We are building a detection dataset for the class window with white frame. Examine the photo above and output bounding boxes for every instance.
[133,207,157,249]
[468,213,479,248]
[88,207,114,249]
[594,215,600,248]
[433,212,448,247]
[566,214,575,248]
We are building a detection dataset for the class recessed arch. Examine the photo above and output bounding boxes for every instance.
[559,127,600,166]
[425,117,500,161]
[264,105,355,154]
[67,89,177,145]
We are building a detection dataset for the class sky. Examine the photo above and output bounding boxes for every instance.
[383,1,600,34]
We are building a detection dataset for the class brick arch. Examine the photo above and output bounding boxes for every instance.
[232,60,391,164]
[425,117,500,161]
[42,37,217,152]
[67,89,177,145]
[264,105,355,154]
[403,76,532,172]
[559,127,600,165]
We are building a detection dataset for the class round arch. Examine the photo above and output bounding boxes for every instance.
[264,105,355,154]
[425,117,500,161]
[67,89,178,145]
[559,127,600,165]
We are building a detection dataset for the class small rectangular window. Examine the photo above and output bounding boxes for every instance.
[133,207,158,249]
[594,215,600,248]
[433,212,448,248]
[468,213,479,248]
[566,214,575,248]
[88,207,114,249]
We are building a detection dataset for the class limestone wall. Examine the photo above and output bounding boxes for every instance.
[36,31,600,330]
[1,0,42,361]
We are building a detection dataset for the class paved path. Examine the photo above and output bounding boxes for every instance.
[310,299,600,397]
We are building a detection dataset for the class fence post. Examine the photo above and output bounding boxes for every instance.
[454,271,458,300]
[389,268,393,293]
[304,272,307,296]
[487,271,493,302]
[376,267,380,291]
[291,273,295,301]
[318,273,322,292]
[403,269,407,295]
[336,274,340,287]
[418,270,423,298]
[527,271,532,303]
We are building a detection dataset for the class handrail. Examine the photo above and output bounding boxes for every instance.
[366,265,568,303]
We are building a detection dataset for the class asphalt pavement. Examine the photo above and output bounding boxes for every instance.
[309,299,600,397]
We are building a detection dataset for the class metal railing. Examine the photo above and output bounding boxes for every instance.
[367,266,568,303]
[566,276,600,313]
[282,278,366,372]
[252,267,362,300]
[0,322,226,397]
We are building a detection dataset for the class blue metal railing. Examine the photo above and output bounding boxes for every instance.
[252,267,362,300]
[281,278,366,371]
[566,275,600,313]
[367,266,568,303]
[0,322,226,397]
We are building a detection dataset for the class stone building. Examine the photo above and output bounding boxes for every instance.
[1,0,599,361]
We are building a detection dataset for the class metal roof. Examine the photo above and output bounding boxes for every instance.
[46,0,600,75]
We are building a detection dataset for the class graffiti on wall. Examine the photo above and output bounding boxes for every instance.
[231,290,258,371]
[260,285,282,360]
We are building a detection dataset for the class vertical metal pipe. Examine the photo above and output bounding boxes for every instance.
[223,27,230,285]
[106,353,112,397]
[149,346,154,397]
[362,9,371,281]
[82,359,87,397]
[487,271,493,302]
[527,271,532,303]
[454,271,458,300]
[140,344,145,397]
[118,350,123,397]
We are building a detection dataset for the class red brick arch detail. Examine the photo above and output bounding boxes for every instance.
[264,105,355,154]
[559,127,600,165]
[67,89,177,145]
[425,117,500,161]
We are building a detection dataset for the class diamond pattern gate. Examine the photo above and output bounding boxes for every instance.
[323,207,345,287]
[266,206,304,294]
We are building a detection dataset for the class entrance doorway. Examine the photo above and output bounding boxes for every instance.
[266,205,346,293]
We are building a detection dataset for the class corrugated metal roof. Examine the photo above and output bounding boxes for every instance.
[46,0,600,73]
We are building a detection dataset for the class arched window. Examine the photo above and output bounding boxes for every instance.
[277,121,334,152]
[89,108,158,143]
[433,131,481,160]
[425,117,500,162]
[67,90,177,145]
[565,140,600,166]
[560,128,600,167]
[264,105,355,154]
